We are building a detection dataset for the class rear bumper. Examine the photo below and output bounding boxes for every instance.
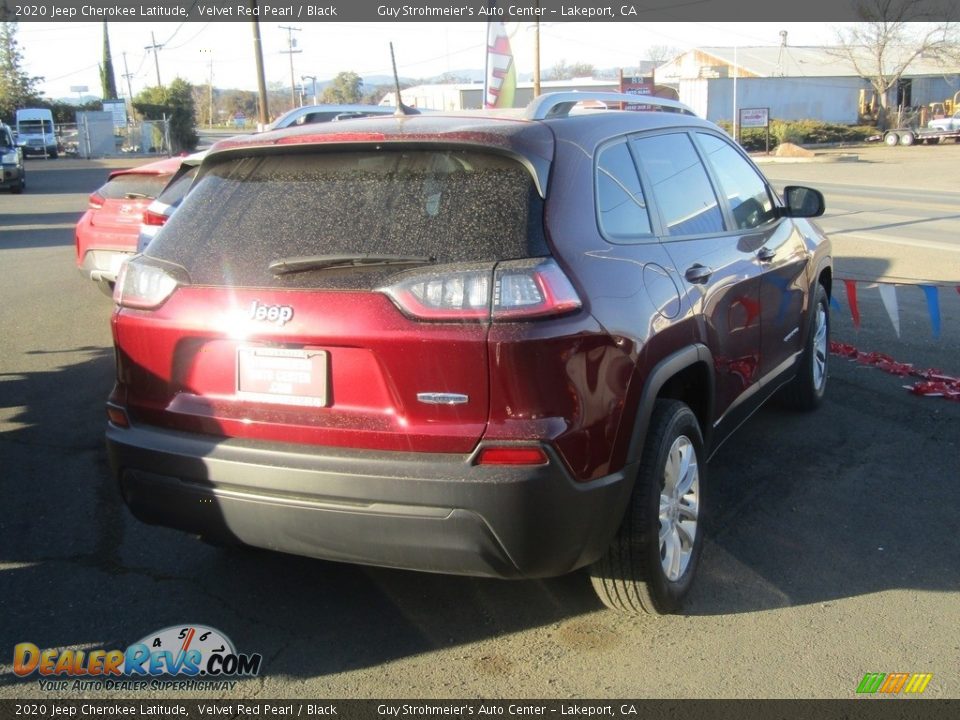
[21,145,56,157]
[106,423,634,579]
[0,165,23,189]
[78,249,133,283]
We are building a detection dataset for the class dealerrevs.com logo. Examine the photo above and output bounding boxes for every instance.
[13,625,262,692]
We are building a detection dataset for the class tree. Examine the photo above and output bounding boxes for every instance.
[647,45,680,65]
[321,71,363,104]
[0,22,43,123]
[133,77,198,152]
[100,22,118,101]
[544,60,596,81]
[832,1,960,128]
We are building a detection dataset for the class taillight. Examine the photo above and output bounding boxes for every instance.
[88,192,105,209]
[380,258,581,322]
[476,447,549,465]
[113,257,185,309]
[106,404,130,428]
[142,208,167,226]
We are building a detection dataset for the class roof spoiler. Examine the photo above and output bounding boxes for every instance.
[524,92,696,120]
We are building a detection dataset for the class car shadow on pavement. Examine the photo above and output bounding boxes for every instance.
[685,280,960,616]
[0,212,83,250]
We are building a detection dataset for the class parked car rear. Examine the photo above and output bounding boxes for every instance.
[75,155,184,293]
[266,104,397,131]
[136,151,206,253]
[107,94,832,614]
[0,122,25,193]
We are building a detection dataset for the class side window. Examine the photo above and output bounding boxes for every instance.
[630,133,725,237]
[697,133,775,230]
[595,140,652,241]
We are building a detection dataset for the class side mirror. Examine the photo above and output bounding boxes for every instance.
[781,186,825,218]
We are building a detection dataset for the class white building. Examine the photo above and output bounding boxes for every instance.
[655,46,960,124]
[379,79,620,111]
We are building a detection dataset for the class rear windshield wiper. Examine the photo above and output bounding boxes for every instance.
[123,192,150,199]
[269,254,435,276]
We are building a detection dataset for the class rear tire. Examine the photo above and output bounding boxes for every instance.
[884,132,899,146]
[589,400,705,615]
[899,131,915,146]
[779,283,829,411]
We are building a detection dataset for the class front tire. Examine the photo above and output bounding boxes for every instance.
[780,283,829,410]
[589,400,705,615]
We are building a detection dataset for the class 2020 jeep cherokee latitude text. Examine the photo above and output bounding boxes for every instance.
[106,93,832,614]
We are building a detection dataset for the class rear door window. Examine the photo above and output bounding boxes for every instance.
[149,149,546,289]
[630,133,725,237]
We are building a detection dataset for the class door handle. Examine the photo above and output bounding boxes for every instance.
[757,247,777,262]
[685,264,713,283]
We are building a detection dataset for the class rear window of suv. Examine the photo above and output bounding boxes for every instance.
[148,149,546,289]
[99,174,171,200]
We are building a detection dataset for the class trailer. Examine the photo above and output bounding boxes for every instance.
[874,126,960,146]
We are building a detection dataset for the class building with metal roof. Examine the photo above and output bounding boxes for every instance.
[656,46,960,124]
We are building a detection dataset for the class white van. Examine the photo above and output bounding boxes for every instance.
[15,108,58,158]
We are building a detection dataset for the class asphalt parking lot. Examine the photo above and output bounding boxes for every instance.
[0,148,958,700]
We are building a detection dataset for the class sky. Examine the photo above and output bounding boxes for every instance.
[16,21,847,100]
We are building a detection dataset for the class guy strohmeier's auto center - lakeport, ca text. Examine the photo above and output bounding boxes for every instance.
[20,2,642,19]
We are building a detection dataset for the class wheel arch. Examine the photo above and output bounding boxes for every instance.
[625,344,715,467]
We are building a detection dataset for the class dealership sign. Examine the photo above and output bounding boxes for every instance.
[739,107,769,128]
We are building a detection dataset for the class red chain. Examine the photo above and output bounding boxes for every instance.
[829,342,960,401]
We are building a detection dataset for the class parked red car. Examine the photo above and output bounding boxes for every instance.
[75,155,184,294]
[107,93,832,614]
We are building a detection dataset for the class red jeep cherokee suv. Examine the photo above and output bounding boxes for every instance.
[107,93,831,614]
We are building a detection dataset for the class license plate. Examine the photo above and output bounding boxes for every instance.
[236,348,328,407]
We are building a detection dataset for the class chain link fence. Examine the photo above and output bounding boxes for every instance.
[55,118,172,158]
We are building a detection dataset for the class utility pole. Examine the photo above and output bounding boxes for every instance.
[121,51,135,106]
[145,31,162,88]
[279,25,302,108]
[533,15,541,97]
[201,49,214,127]
[250,7,269,128]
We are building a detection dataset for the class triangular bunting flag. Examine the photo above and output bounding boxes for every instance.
[844,279,860,330]
[920,285,941,340]
[877,284,900,338]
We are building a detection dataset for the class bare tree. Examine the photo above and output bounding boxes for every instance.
[832,0,959,128]
[647,45,681,65]
[544,59,596,81]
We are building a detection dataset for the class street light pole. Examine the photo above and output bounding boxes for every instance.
[302,75,318,105]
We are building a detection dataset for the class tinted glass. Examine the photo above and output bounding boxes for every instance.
[697,133,775,229]
[18,120,54,134]
[156,166,199,206]
[596,140,652,241]
[99,173,171,200]
[149,149,546,289]
[631,133,724,237]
